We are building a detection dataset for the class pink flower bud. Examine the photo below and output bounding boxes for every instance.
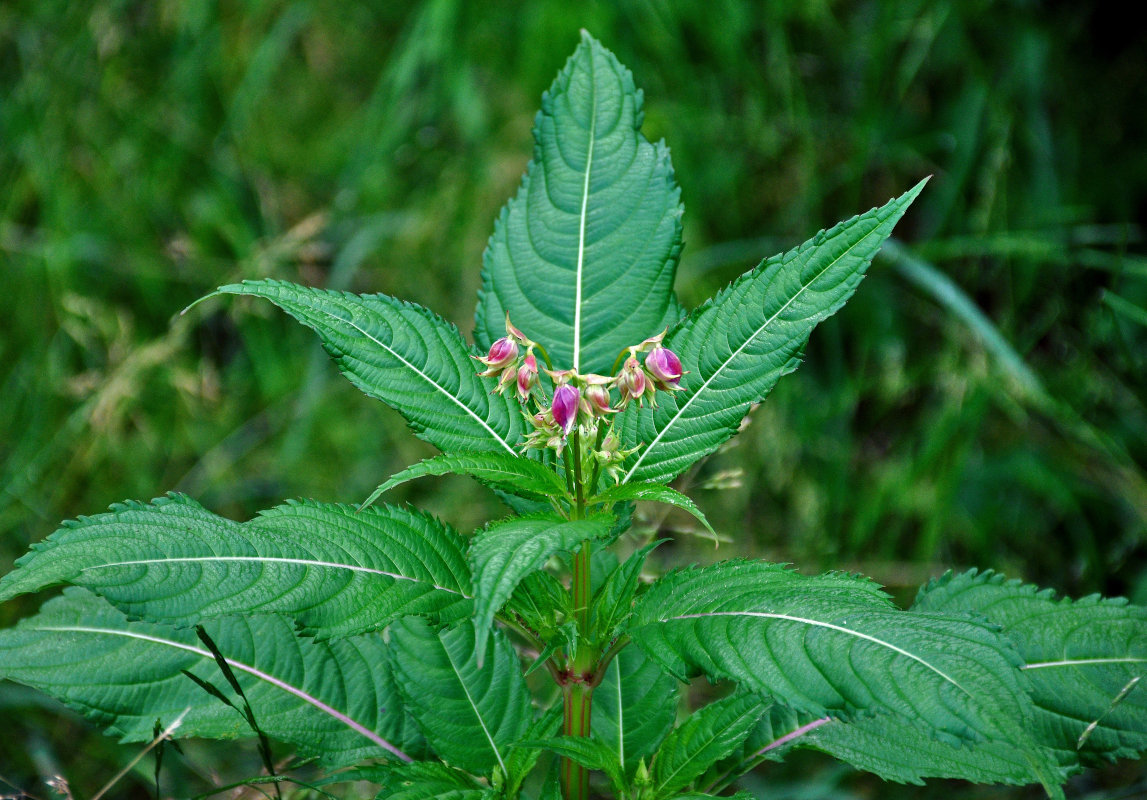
[585,383,615,416]
[516,352,538,399]
[645,346,683,389]
[478,336,518,369]
[617,356,647,408]
[551,384,580,434]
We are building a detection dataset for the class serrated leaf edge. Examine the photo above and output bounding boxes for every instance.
[622,179,926,483]
[30,620,412,761]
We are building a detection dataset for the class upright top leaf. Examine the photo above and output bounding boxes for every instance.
[617,180,926,484]
[475,31,683,374]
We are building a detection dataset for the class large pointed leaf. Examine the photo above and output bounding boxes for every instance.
[474,31,683,374]
[0,494,472,638]
[805,713,1045,787]
[628,561,1062,792]
[0,589,421,767]
[469,515,612,657]
[709,700,1046,789]
[652,693,768,797]
[362,451,569,510]
[389,617,531,776]
[617,180,927,484]
[204,280,524,456]
[914,569,1147,767]
[593,646,679,774]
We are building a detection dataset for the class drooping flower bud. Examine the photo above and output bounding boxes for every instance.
[551,384,580,434]
[516,352,538,399]
[617,356,647,408]
[645,346,683,390]
[579,374,615,417]
[584,383,614,416]
[477,336,518,370]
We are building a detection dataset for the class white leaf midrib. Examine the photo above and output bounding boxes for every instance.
[656,703,758,792]
[310,301,518,456]
[572,53,598,373]
[36,624,411,760]
[443,639,508,775]
[81,555,471,598]
[1022,656,1147,670]
[665,610,968,693]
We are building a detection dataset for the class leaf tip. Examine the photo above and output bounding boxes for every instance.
[180,290,223,316]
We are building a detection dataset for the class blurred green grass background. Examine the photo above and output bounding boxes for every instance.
[1,0,1145,797]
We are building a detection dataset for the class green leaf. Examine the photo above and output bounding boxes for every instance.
[470,515,612,658]
[474,31,683,374]
[0,589,422,767]
[361,451,569,510]
[698,702,822,793]
[804,713,1045,788]
[369,762,494,800]
[389,617,531,776]
[589,482,714,540]
[593,646,680,774]
[617,180,927,484]
[651,693,767,797]
[0,494,472,638]
[507,570,574,635]
[205,279,524,457]
[590,540,662,644]
[628,561,1063,793]
[506,705,564,798]
[520,735,627,795]
[708,700,1044,790]
[914,569,1147,767]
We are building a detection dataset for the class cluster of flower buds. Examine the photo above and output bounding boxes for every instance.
[615,330,684,409]
[477,318,686,464]
[593,430,639,483]
[474,316,540,400]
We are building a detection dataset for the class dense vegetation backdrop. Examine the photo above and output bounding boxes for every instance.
[1,1,1144,797]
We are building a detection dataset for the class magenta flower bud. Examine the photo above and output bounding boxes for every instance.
[645,346,683,389]
[479,336,519,369]
[617,356,647,408]
[551,384,580,434]
[516,352,538,399]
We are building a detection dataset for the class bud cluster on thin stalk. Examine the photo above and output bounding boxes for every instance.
[475,317,686,492]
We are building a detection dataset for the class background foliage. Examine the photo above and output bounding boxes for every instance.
[1,1,1144,797]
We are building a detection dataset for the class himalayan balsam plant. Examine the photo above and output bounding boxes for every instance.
[2,32,1144,800]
